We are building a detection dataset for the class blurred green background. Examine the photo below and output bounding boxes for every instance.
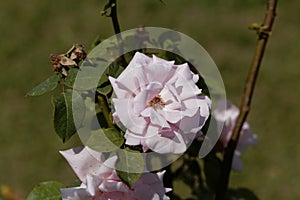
[0,0,299,199]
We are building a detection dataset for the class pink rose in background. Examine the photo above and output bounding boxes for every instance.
[214,100,258,171]
[60,147,170,200]
[109,52,211,154]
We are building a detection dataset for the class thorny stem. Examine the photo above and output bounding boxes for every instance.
[215,0,278,199]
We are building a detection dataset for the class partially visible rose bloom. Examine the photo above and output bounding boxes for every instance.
[214,100,258,171]
[60,147,170,200]
[109,52,211,154]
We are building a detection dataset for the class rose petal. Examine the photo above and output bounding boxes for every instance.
[237,128,258,153]
[146,125,159,139]
[133,172,170,200]
[99,180,129,193]
[146,62,174,84]
[110,52,211,154]
[145,131,186,154]
[160,84,181,105]
[153,55,175,66]
[125,52,152,72]
[109,77,133,98]
[124,129,142,146]
[113,98,147,134]
[232,151,243,171]
[148,108,170,128]
[61,187,91,200]
[176,79,202,100]
[159,85,181,110]
[60,147,116,184]
[179,111,202,133]
[183,96,211,117]
[174,63,194,81]
[59,147,104,182]
[86,175,101,196]
[158,109,181,123]
[213,100,258,171]
[133,90,148,114]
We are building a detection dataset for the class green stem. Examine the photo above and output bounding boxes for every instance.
[109,0,127,66]
[97,93,115,128]
[215,0,278,199]
[110,0,121,35]
[94,0,125,130]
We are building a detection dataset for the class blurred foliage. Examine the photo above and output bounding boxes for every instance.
[0,185,21,200]
[0,0,299,199]
[26,181,65,200]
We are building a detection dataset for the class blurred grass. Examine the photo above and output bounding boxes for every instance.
[0,0,299,199]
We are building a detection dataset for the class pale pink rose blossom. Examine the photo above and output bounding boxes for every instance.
[214,100,258,171]
[109,52,211,154]
[60,147,170,200]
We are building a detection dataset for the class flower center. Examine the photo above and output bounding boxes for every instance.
[147,95,165,110]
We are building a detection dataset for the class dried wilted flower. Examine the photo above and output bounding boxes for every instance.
[134,26,150,49]
[136,26,150,41]
[50,54,61,71]
[49,44,86,77]
[69,44,87,62]
[58,55,77,66]
[50,54,76,76]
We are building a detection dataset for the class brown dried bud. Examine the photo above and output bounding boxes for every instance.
[70,44,87,62]
[49,44,86,77]
[58,55,76,66]
[50,54,62,72]
[50,53,76,77]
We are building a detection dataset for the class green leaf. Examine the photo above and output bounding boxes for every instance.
[72,67,102,91]
[66,179,81,188]
[98,62,124,87]
[107,62,124,78]
[97,84,112,96]
[172,179,194,199]
[97,62,124,99]
[123,35,137,49]
[158,30,181,50]
[27,74,60,97]
[26,181,65,200]
[53,89,85,142]
[115,148,144,188]
[87,128,124,152]
[64,68,78,88]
